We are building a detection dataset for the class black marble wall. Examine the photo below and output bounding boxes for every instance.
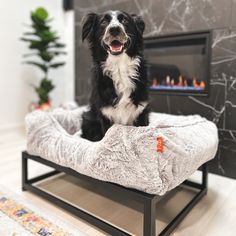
[74,0,236,179]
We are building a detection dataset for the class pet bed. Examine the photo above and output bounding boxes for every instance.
[25,106,218,195]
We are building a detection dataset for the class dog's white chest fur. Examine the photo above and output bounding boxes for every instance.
[101,53,147,125]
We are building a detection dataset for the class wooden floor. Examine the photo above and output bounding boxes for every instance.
[0,128,236,236]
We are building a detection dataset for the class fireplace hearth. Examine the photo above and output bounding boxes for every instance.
[144,31,212,96]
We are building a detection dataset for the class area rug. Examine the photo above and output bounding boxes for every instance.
[0,187,86,236]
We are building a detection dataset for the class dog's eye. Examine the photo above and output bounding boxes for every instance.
[101,19,108,26]
[122,18,128,24]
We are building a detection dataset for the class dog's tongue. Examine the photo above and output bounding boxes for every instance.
[110,41,123,53]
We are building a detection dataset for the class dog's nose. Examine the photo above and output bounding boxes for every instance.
[109,26,121,36]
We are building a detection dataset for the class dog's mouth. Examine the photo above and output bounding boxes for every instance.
[109,40,125,55]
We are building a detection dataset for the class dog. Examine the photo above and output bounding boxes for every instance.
[81,10,149,141]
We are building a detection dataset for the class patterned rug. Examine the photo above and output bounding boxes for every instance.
[0,188,86,236]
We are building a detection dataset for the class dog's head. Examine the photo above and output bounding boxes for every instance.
[82,11,145,57]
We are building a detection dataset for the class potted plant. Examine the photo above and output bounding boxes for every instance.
[21,7,66,110]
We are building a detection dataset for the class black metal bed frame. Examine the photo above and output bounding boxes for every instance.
[22,151,208,236]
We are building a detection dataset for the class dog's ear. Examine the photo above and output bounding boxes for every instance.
[82,13,97,42]
[131,14,145,35]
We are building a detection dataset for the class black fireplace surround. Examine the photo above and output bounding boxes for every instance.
[144,31,212,96]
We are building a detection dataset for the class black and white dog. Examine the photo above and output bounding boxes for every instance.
[81,10,149,141]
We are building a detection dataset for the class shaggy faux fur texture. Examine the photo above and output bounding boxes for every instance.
[25,107,218,195]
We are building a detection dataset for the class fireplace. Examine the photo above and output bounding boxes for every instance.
[144,31,212,96]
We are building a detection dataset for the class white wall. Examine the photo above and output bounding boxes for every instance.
[0,0,74,131]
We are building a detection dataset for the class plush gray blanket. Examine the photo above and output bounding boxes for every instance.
[25,107,218,195]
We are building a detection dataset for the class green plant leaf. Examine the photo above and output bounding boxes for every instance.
[35,7,48,21]
[35,86,50,104]
[31,14,46,28]
[29,40,48,51]
[39,51,54,62]
[49,51,67,55]
[49,62,65,68]
[24,61,48,73]
[23,32,36,36]
[20,37,36,42]
[40,78,54,92]
[35,78,55,104]
[38,30,58,42]
[49,42,65,48]
[23,30,56,42]
[32,22,50,32]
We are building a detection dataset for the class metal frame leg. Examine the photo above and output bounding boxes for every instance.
[144,199,156,236]
[202,163,208,189]
[22,153,28,191]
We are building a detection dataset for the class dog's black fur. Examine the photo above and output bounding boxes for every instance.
[81,11,149,141]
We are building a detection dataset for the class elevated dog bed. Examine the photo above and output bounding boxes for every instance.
[25,107,218,195]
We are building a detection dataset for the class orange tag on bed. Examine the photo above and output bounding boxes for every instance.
[156,136,164,153]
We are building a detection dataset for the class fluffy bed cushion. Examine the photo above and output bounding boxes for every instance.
[25,107,218,195]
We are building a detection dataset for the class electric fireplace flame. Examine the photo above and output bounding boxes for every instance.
[144,31,211,95]
[150,75,206,91]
